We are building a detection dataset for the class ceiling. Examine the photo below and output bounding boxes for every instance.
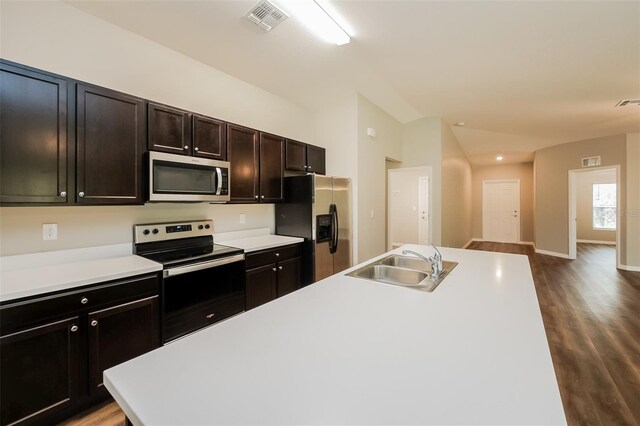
[67,0,640,165]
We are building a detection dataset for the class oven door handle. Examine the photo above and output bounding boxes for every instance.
[163,254,245,278]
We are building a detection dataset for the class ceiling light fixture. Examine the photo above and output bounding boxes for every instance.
[279,0,351,45]
[496,156,504,161]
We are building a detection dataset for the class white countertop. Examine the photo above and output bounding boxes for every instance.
[0,244,162,302]
[216,228,304,252]
[104,244,566,425]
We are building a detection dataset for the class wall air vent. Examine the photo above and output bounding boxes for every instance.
[582,156,601,168]
[246,0,288,31]
[615,99,640,107]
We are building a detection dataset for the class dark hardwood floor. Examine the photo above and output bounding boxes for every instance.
[61,242,640,426]
[467,241,640,426]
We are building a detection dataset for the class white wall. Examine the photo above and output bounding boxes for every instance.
[0,0,314,256]
[626,133,640,268]
[388,167,431,248]
[576,169,616,242]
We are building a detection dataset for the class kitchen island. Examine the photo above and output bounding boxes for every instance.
[104,244,566,425]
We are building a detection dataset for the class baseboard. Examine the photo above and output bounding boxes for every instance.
[576,239,616,246]
[519,241,535,246]
[618,264,640,272]
[535,248,572,259]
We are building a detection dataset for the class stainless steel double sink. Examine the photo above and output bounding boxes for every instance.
[346,254,458,292]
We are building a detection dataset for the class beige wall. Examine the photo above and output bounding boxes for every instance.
[0,1,313,256]
[440,124,472,248]
[356,95,402,262]
[576,169,616,242]
[471,163,534,242]
[534,134,632,263]
[626,133,640,268]
[401,118,443,244]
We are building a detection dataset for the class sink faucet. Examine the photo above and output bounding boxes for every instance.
[402,243,444,279]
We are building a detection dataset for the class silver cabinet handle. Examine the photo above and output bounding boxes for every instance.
[91,320,98,327]
[71,325,78,332]
[206,313,215,319]
[78,192,85,198]
[272,267,277,271]
[59,191,67,197]
[81,297,88,304]
[184,145,189,150]
[279,266,283,270]
[194,147,199,152]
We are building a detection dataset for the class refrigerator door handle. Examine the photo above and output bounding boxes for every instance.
[330,204,339,254]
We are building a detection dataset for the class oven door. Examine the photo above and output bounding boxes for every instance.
[148,151,230,203]
[162,254,245,343]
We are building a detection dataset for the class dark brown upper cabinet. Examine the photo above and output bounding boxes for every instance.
[227,124,260,203]
[147,102,191,155]
[285,140,326,175]
[76,84,145,205]
[259,133,284,203]
[0,62,69,204]
[192,114,227,160]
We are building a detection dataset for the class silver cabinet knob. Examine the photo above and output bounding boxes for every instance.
[71,325,78,332]
[261,195,265,199]
[255,195,259,199]
[278,266,283,270]
[272,268,277,271]
[59,191,67,197]
[184,145,189,150]
[275,253,279,257]
[91,320,98,327]
[81,297,88,304]
[194,147,199,152]
[78,192,85,198]
[206,313,215,319]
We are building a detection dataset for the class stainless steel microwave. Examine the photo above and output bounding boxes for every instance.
[148,151,230,203]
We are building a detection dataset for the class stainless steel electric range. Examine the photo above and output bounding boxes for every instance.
[133,219,245,343]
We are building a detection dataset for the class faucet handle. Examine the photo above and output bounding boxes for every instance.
[429,242,442,259]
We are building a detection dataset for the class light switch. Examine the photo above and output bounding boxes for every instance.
[239,214,246,224]
[43,223,58,240]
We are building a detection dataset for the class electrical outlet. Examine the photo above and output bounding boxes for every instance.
[43,223,58,240]
[370,210,374,219]
[239,214,246,224]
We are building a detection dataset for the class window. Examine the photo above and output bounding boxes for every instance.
[593,183,616,230]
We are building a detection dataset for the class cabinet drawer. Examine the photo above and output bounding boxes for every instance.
[245,244,302,269]
[0,274,159,335]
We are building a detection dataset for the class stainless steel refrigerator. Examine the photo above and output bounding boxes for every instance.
[276,175,352,284]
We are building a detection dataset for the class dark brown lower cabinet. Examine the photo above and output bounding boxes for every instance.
[0,274,160,426]
[0,317,80,426]
[88,296,159,394]
[245,244,302,310]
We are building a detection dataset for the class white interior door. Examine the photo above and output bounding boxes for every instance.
[418,176,429,245]
[483,180,520,243]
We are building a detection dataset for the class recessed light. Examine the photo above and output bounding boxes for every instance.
[454,122,465,127]
[496,156,503,161]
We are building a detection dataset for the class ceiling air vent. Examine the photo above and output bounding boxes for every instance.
[246,0,288,31]
[615,99,640,107]
[582,156,601,168]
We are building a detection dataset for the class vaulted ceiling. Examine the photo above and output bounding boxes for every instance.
[68,0,640,165]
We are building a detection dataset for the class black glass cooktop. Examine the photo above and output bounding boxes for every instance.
[135,236,243,267]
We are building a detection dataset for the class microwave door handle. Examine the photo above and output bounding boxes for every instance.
[216,168,223,195]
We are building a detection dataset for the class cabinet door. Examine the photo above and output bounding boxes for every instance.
[227,124,259,203]
[88,296,159,395]
[277,257,301,297]
[76,84,145,205]
[259,133,284,203]
[246,264,277,310]
[285,140,307,172]
[193,114,226,160]
[0,62,68,204]
[148,103,191,155]
[0,317,80,426]
[306,145,326,175]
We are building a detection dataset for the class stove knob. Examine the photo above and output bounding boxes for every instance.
[198,225,204,230]
[152,228,159,234]
[143,229,150,235]
[205,224,210,229]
